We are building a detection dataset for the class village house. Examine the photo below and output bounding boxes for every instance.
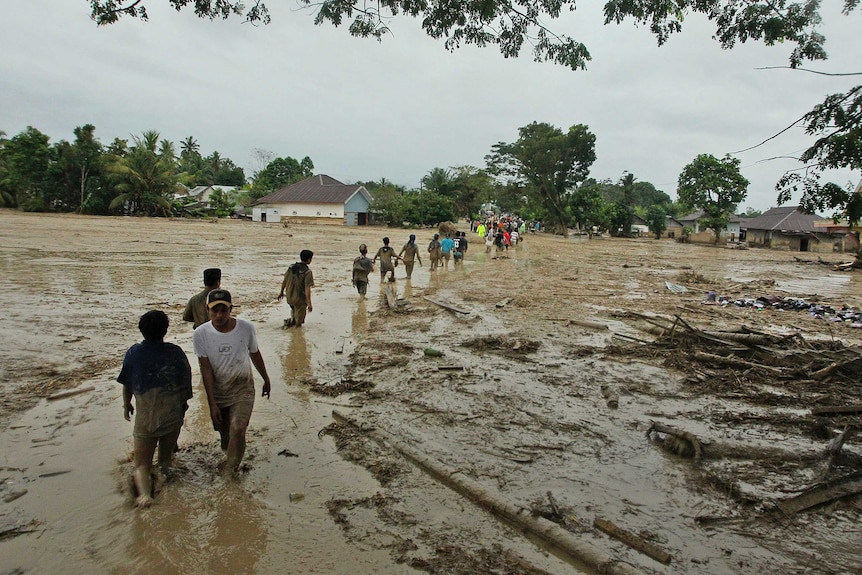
[742,206,843,252]
[677,210,746,242]
[663,216,684,239]
[252,175,373,225]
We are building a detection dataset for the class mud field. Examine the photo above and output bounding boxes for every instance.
[1,210,861,575]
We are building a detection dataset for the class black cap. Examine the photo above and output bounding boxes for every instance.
[207,289,232,309]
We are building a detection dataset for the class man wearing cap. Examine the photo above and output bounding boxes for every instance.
[183,268,221,329]
[351,244,374,298]
[192,289,272,474]
[397,234,422,279]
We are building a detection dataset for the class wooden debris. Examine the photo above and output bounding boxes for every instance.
[646,422,703,460]
[776,475,862,515]
[437,366,464,371]
[423,296,470,315]
[0,519,41,541]
[383,285,398,309]
[692,351,783,374]
[47,386,95,401]
[331,410,649,575]
[2,489,27,503]
[335,337,345,354]
[811,405,862,416]
[601,385,619,409]
[568,318,609,330]
[495,298,512,308]
[593,517,673,565]
[38,470,71,478]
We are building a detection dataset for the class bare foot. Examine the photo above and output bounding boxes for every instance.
[136,495,154,508]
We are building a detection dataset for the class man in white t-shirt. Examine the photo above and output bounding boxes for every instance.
[193,289,271,474]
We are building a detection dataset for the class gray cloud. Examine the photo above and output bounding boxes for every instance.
[1,0,859,210]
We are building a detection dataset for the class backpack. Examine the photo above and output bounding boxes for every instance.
[284,263,309,306]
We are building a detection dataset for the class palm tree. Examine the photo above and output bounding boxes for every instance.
[107,131,177,216]
[421,167,453,194]
[179,136,199,159]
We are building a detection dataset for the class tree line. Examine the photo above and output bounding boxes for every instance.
[369,121,750,241]
[1,120,755,241]
[0,125,313,217]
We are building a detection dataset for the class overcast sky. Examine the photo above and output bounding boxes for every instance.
[1,1,859,211]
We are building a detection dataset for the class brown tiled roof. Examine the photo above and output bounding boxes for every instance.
[255,175,366,205]
[742,206,825,232]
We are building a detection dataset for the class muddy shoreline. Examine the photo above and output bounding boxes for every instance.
[1,210,860,574]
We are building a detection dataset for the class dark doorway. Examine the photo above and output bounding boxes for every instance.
[358,213,367,225]
[800,238,809,252]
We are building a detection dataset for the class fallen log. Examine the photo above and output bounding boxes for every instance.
[423,296,470,315]
[593,518,673,565]
[811,405,862,416]
[47,386,96,401]
[776,475,862,515]
[332,410,648,575]
[383,285,398,309]
[568,318,609,330]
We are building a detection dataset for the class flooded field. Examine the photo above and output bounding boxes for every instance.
[1,211,860,574]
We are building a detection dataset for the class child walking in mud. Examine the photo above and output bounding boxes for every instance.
[118,310,193,507]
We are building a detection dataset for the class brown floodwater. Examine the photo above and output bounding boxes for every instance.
[2,212,861,574]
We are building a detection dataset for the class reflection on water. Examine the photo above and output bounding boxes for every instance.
[281,328,312,384]
[352,299,368,334]
[401,279,413,300]
[123,480,267,575]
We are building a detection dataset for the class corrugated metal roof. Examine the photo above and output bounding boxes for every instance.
[255,175,366,205]
[742,206,825,232]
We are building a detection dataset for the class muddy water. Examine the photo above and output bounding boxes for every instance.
[0,213,579,575]
[3,212,862,575]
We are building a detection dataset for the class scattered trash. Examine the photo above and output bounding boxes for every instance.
[423,348,444,357]
[665,280,688,294]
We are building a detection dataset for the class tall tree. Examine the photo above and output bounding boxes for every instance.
[0,131,14,207]
[487,122,596,237]
[645,204,668,240]
[4,126,52,211]
[106,131,177,216]
[252,156,314,197]
[421,168,453,195]
[677,154,749,244]
[449,166,493,221]
[570,179,608,233]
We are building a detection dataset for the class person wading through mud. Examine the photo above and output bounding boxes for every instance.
[182,267,221,329]
[118,310,192,507]
[278,250,315,328]
[373,237,398,282]
[428,233,442,272]
[352,243,374,298]
[397,234,422,279]
[193,289,272,475]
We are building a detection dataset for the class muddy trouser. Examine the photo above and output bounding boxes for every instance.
[430,256,439,271]
[404,261,415,278]
[355,280,368,295]
[288,304,308,326]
